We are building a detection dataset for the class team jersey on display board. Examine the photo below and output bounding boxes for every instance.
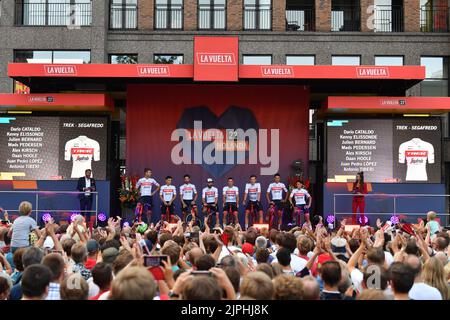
[267,182,288,200]
[160,185,177,202]
[180,183,197,201]
[202,187,218,204]
[245,183,261,202]
[290,188,310,205]
[398,138,435,181]
[136,178,160,196]
[64,136,100,178]
[223,186,239,203]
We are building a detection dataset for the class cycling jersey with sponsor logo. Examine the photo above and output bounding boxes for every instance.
[64,136,100,178]
[398,138,434,181]
[223,186,239,203]
[202,187,218,204]
[160,185,177,202]
[290,188,310,205]
[245,183,261,202]
[136,178,160,196]
[180,183,197,201]
[267,182,288,201]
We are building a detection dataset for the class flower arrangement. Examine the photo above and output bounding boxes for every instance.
[119,175,140,208]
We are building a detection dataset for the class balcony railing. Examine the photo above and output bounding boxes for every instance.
[110,4,137,29]
[198,6,226,30]
[420,6,450,32]
[155,6,183,30]
[373,5,403,32]
[331,6,360,31]
[15,1,92,26]
[286,7,315,31]
[243,8,272,30]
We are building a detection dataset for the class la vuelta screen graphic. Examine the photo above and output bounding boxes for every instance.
[126,84,309,190]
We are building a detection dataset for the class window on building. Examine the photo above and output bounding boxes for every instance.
[331,55,361,65]
[198,0,226,29]
[155,0,184,29]
[286,0,315,31]
[14,50,91,64]
[375,56,404,66]
[243,55,272,65]
[110,0,138,29]
[154,54,184,64]
[243,0,271,30]
[420,57,449,97]
[286,55,315,65]
[17,0,92,26]
[109,54,138,64]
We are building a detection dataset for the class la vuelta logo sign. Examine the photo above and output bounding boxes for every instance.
[261,66,295,78]
[44,65,77,76]
[356,67,390,78]
[196,53,237,65]
[137,65,171,77]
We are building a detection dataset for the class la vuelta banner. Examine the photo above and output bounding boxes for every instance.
[126,84,309,206]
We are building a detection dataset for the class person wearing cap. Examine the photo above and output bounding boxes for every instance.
[85,240,100,270]
[102,247,119,265]
[202,178,219,227]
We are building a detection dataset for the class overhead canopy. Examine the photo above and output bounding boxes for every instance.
[8,63,425,96]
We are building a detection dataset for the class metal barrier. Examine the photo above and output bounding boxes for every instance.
[332,193,449,226]
[0,190,99,224]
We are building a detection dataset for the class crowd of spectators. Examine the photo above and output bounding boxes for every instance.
[0,201,449,300]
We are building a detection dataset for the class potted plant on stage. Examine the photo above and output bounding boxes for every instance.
[119,175,140,222]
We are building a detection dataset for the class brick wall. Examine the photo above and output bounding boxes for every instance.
[272,0,286,31]
[184,0,198,30]
[404,0,420,32]
[227,0,243,30]
[138,0,153,30]
[360,0,374,32]
[316,0,331,32]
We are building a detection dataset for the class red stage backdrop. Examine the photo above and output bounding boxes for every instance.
[126,84,309,212]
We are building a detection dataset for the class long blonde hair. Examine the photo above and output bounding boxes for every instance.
[422,257,449,300]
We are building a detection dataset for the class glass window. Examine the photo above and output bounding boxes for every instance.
[243,55,272,65]
[53,51,91,64]
[155,0,184,29]
[110,0,138,29]
[331,56,361,66]
[420,57,449,96]
[14,50,90,64]
[243,0,271,30]
[198,0,226,29]
[154,54,184,64]
[110,54,138,64]
[286,55,315,65]
[375,56,404,66]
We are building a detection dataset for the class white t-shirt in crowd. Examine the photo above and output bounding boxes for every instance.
[160,185,176,202]
[267,182,288,200]
[223,186,239,203]
[136,178,159,196]
[180,183,197,201]
[409,282,443,300]
[398,138,434,181]
[202,187,218,204]
[271,253,307,274]
[351,268,364,294]
[64,136,100,178]
[245,183,261,202]
[290,188,310,205]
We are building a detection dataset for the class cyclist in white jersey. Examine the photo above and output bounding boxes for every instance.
[159,176,177,222]
[243,175,264,230]
[266,173,288,230]
[202,178,219,227]
[222,177,239,226]
[136,168,160,223]
[289,180,312,226]
[180,174,198,222]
